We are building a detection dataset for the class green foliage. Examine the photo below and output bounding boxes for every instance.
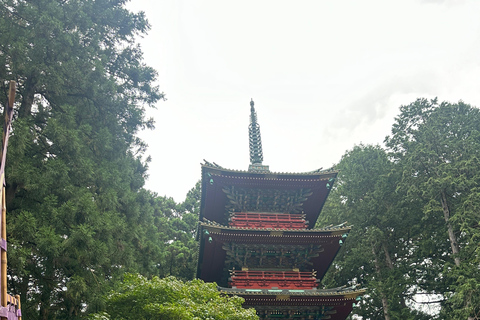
[322,99,480,319]
[385,98,480,319]
[5,106,154,318]
[90,274,258,320]
[0,0,170,318]
[153,182,201,280]
[319,144,427,320]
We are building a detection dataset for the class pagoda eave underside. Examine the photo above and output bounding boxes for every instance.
[197,225,348,284]
[200,165,337,227]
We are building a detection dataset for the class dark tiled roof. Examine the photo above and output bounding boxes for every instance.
[200,219,351,233]
[218,286,366,297]
[202,161,338,176]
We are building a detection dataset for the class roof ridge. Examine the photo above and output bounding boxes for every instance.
[202,162,338,176]
[200,219,352,233]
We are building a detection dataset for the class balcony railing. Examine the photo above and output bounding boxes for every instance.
[229,212,308,229]
[229,270,318,290]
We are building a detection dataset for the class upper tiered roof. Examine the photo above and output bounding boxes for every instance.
[200,163,337,228]
[200,100,337,228]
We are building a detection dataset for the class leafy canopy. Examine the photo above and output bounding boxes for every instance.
[90,274,259,320]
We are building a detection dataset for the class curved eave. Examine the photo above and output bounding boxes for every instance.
[199,220,351,234]
[202,163,338,176]
[219,287,366,298]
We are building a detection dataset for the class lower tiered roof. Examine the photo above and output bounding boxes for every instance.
[219,286,365,320]
[197,220,350,286]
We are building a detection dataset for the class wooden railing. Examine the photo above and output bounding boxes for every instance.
[229,270,318,290]
[0,294,21,319]
[229,212,308,229]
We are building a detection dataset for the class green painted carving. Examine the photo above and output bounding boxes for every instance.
[223,186,313,214]
[222,243,323,270]
[255,306,335,319]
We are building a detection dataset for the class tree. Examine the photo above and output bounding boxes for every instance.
[318,144,429,320]
[90,274,259,320]
[4,109,174,318]
[385,98,480,319]
[140,182,201,281]
[0,0,161,118]
[0,0,164,318]
[177,181,202,217]
[162,181,201,280]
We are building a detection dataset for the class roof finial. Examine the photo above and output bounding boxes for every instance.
[249,99,263,165]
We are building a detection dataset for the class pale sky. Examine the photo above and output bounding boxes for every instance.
[127,0,480,202]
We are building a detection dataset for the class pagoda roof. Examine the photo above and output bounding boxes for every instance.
[200,219,350,234]
[200,163,337,228]
[220,286,365,320]
[197,221,350,284]
[219,286,365,297]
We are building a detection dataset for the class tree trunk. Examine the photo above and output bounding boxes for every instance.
[169,250,174,275]
[440,191,461,267]
[440,191,473,319]
[466,291,476,320]
[382,242,408,309]
[372,243,391,320]
[19,76,36,119]
[382,243,394,269]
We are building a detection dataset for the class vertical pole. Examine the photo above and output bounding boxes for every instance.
[1,188,6,312]
[15,295,21,320]
[0,181,3,320]
[0,81,16,319]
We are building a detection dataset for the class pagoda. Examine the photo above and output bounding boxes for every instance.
[197,99,364,320]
